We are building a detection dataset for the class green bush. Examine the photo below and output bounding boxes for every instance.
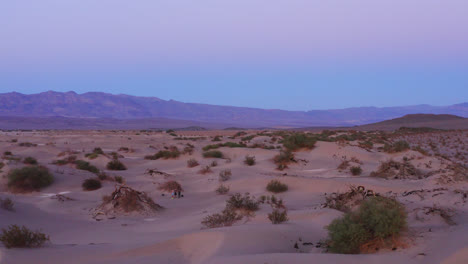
[82,178,102,191]
[146,148,181,160]
[327,196,407,254]
[244,155,256,166]
[74,160,99,174]
[203,150,224,159]
[106,159,127,171]
[282,133,316,151]
[350,166,362,176]
[3,151,13,156]
[7,166,54,192]
[0,225,50,248]
[268,209,289,224]
[266,180,288,193]
[23,157,38,165]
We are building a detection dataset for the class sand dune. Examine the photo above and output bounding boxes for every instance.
[0,130,467,264]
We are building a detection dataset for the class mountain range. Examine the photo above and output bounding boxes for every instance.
[0,91,467,128]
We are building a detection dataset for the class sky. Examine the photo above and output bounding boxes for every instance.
[0,0,467,110]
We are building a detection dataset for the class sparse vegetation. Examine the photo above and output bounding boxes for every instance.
[0,225,50,248]
[350,166,362,176]
[219,169,232,182]
[0,198,14,211]
[244,155,256,166]
[282,133,316,151]
[199,165,213,174]
[226,193,260,212]
[268,209,288,224]
[74,160,99,174]
[383,140,410,153]
[370,160,424,179]
[106,159,127,171]
[326,196,407,254]
[158,180,183,192]
[114,175,124,184]
[203,150,224,159]
[7,166,54,192]
[23,157,38,165]
[266,180,288,193]
[273,150,295,170]
[82,178,102,191]
[216,184,230,195]
[146,147,181,160]
[18,142,37,147]
[201,209,242,228]
[187,158,199,168]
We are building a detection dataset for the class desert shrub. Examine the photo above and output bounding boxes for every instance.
[82,178,102,191]
[0,225,50,248]
[212,135,222,141]
[201,209,242,228]
[268,209,289,224]
[327,196,407,254]
[202,144,221,151]
[106,159,127,171]
[337,160,350,170]
[18,142,37,147]
[216,184,230,195]
[223,142,246,148]
[92,147,104,155]
[187,158,199,168]
[203,150,224,159]
[370,160,424,179]
[85,153,98,159]
[412,145,429,156]
[0,198,14,211]
[350,166,362,176]
[23,157,38,165]
[158,180,183,192]
[0,162,4,170]
[7,166,54,192]
[244,155,256,166]
[219,169,232,182]
[118,147,130,152]
[146,148,181,160]
[383,140,410,153]
[273,150,295,170]
[74,160,99,174]
[282,133,316,151]
[266,180,288,193]
[4,151,13,156]
[183,145,195,155]
[199,165,213,174]
[210,160,218,167]
[226,193,260,212]
[114,175,124,183]
[53,155,77,165]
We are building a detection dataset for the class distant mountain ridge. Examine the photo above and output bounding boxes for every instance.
[354,114,468,131]
[0,91,467,127]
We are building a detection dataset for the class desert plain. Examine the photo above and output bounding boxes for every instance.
[0,129,467,264]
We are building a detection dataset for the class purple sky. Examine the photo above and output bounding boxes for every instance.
[1,0,467,110]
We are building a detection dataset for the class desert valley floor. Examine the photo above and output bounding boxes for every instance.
[0,129,467,264]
